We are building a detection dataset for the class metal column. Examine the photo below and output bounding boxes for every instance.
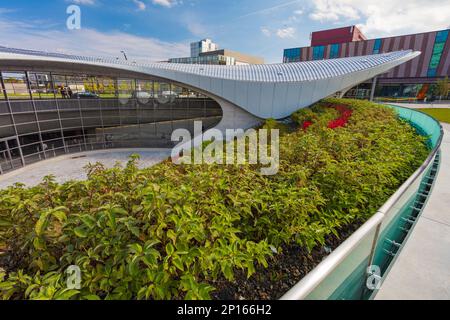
[370,76,378,102]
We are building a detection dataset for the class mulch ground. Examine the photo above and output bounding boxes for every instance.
[210,222,363,300]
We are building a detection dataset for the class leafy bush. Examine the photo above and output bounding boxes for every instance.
[261,118,290,134]
[0,99,429,300]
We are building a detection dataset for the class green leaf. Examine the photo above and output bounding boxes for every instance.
[55,289,79,300]
[73,226,88,238]
[128,243,143,255]
[112,207,128,216]
[167,229,177,244]
[128,256,140,277]
[172,256,184,272]
[165,243,175,256]
[246,261,256,278]
[35,212,50,236]
[33,237,46,250]
[80,215,97,230]
[51,209,67,222]
[0,219,12,227]
[221,263,234,281]
[125,221,141,238]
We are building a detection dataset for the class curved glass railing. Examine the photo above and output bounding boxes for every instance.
[281,105,444,300]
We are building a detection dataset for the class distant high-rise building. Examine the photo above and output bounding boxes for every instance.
[170,39,264,65]
[190,39,219,57]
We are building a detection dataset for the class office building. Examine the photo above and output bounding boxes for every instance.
[190,39,219,58]
[169,39,264,65]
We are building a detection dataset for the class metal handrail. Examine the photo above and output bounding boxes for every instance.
[281,105,444,300]
[281,212,385,300]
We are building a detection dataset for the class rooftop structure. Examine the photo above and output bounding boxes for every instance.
[311,25,367,47]
[169,39,265,65]
[190,38,219,58]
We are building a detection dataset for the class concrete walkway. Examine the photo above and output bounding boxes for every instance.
[389,102,450,109]
[376,123,450,300]
[0,149,171,189]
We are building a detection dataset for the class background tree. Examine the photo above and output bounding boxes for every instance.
[436,76,449,101]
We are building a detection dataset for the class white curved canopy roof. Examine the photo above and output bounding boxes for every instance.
[1,46,416,82]
[0,47,420,119]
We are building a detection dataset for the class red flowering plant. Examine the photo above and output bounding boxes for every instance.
[292,102,353,131]
[291,106,324,131]
[302,121,313,130]
[327,104,353,129]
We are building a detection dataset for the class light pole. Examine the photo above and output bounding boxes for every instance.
[120,50,128,61]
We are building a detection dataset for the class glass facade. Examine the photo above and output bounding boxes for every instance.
[329,44,340,59]
[427,30,449,77]
[283,29,449,102]
[283,48,301,63]
[169,55,236,65]
[0,69,223,174]
[312,46,325,60]
[373,39,382,54]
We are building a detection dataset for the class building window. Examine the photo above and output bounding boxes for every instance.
[427,30,449,77]
[52,74,68,99]
[117,79,135,100]
[313,46,325,60]
[28,72,54,99]
[436,30,449,43]
[283,48,301,63]
[1,72,30,100]
[0,74,5,100]
[330,44,340,59]
[97,77,117,98]
[373,39,382,54]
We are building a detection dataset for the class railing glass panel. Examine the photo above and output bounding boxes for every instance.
[282,105,443,300]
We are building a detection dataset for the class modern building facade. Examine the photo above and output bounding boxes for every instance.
[190,39,219,58]
[284,26,450,100]
[0,46,418,174]
[168,54,237,66]
[169,39,264,65]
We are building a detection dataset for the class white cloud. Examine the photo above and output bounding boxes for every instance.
[237,0,303,19]
[276,27,296,39]
[308,0,450,38]
[180,12,209,37]
[0,8,16,14]
[0,17,189,63]
[133,0,146,11]
[152,0,178,8]
[261,27,271,37]
[71,0,97,5]
[309,0,359,22]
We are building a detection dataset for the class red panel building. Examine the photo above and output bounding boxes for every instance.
[311,26,367,46]
[283,26,450,100]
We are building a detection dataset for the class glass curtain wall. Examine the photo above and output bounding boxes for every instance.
[0,69,222,174]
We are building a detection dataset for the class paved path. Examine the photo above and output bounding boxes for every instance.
[376,123,450,300]
[0,149,171,189]
[389,102,450,109]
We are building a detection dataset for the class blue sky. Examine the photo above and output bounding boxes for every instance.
[0,0,449,63]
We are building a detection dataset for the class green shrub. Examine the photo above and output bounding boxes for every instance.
[0,99,429,300]
[261,118,290,134]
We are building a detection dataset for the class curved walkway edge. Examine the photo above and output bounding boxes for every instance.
[0,149,171,189]
[376,123,450,300]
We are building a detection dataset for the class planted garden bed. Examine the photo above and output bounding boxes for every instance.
[0,99,429,300]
